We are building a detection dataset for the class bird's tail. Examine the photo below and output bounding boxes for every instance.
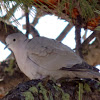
[57,62,100,81]
[73,71,100,81]
[55,70,100,81]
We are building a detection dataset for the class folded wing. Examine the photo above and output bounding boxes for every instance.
[26,37,83,71]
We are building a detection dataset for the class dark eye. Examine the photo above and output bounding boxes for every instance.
[13,39,16,42]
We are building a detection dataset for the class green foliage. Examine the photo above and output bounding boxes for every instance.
[84,83,91,92]
[95,26,100,31]
[79,0,95,18]
[23,86,38,100]
[4,59,15,75]
[23,91,34,100]
[29,86,38,93]
[62,93,70,100]
[38,83,48,100]
[78,83,83,100]
[3,79,100,100]
[95,10,100,15]
[0,1,18,20]
[57,0,67,17]
[0,0,100,24]
[21,81,71,100]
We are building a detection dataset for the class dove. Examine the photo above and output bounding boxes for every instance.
[5,33,100,80]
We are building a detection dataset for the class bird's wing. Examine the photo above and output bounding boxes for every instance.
[26,37,83,71]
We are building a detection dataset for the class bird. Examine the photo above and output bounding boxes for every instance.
[5,33,100,80]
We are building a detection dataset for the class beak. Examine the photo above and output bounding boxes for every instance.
[4,44,9,50]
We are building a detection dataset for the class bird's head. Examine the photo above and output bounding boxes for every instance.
[5,33,27,50]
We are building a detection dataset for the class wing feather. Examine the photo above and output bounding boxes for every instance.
[26,37,83,70]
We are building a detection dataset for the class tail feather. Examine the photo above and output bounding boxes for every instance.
[73,71,100,81]
[58,62,100,81]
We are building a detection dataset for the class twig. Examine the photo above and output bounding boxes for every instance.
[56,23,73,41]
[10,15,25,23]
[30,25,40,37]
[81,31,98,48]
[25,11,30,38]
[75,15,83,58]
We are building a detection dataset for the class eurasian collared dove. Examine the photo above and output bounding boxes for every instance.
[5,33,100,80]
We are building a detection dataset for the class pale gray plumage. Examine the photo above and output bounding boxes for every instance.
[5,33,100,80]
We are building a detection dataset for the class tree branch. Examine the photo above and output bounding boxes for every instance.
[25,11,30,38]
[56,23,73,41]
[82,31,99,48]
[30,25,40,37]
[2,79,100,100]
[75,15,83,58]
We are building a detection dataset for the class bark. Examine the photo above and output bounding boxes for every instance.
[81,30,100,66]
[82,38,100,66]
[1,79,100,100]
[0,21,21,44]
[75,15,83,58]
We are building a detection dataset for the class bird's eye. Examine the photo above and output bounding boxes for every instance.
[13,39,16,42]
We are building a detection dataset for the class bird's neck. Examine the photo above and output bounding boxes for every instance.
[13,43,27,68]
